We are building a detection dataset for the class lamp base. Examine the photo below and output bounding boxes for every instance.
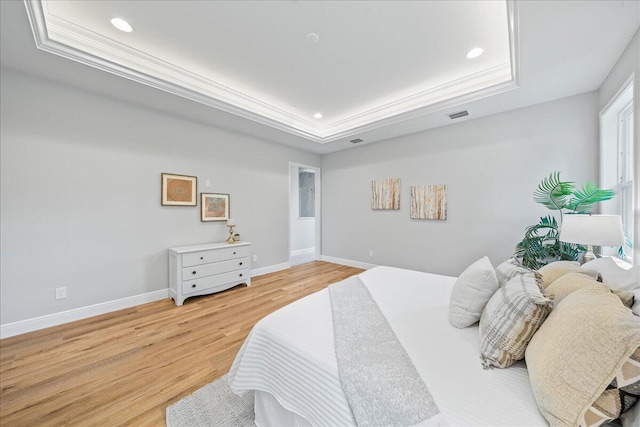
[582,245,596,264]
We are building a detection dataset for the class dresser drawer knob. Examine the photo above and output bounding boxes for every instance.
[233,251,236,255]
[192,284,196,288]
[192,271,197,275]
[239,262,243,266]
[200,256,204,260]
[239,273,243,277]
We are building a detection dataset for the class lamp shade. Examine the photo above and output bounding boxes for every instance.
[559,214,624,246]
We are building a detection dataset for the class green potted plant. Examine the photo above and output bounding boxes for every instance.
[514,172,615,269]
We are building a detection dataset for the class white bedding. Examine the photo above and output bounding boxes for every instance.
[228,266,547,426]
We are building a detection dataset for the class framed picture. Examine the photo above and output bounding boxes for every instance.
[410,184,447,220]
[201,193,230,222]
[372,178,400,210]
[161,173,197,206]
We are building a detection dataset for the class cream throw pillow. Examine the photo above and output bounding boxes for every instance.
[546,272,609,305]
[479,272,553,369]
[546,272,635,308]
[449,257,499,329]
[538,261,600,289]
[525,287,640,427]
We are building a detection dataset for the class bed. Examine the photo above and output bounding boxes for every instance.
[228,266,548,426]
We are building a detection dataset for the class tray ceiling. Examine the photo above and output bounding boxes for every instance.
[24,0,518,144]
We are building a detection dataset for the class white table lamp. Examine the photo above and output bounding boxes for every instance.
[559,214,624,263]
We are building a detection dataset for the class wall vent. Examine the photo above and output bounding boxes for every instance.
[448,110,469,119]
[350,138,364,144]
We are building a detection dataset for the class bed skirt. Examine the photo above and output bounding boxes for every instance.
[254,391,312,427]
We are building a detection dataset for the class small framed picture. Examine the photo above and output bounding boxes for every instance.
[201,193,230,222]
[161,173,197,206]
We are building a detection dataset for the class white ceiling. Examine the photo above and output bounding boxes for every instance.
[1,1,639,154]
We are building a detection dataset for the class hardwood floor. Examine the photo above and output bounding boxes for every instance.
[0,261,363,426]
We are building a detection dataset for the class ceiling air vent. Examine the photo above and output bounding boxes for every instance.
[448,110,469,119]
[350,138,364,144]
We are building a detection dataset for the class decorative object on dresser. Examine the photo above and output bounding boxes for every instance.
[371,178,400,210]
[168,242,251,306]
[410,184,447,220]
[226,219,236,244]
[161,173,197,206]
[201,193,230,221]
[559,214,625,264]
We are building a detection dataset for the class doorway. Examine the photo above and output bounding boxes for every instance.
[289,162,321,266]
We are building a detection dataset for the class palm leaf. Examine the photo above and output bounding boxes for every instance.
[532,172,574,211]
[517,215,560,269]
[566,181,615,212]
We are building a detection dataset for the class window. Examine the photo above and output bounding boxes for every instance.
[601,81,634,261]
[299,169,315,218]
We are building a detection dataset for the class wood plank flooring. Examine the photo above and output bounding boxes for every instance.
[0,261,363,426]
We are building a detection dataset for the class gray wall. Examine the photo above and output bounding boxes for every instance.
[322,92,600,276]
[0,68,320,325]
[598,29,639,264]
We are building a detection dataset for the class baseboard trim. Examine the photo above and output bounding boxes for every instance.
[320,255,378,270]
[251,262,291,277]
[0,261,326,339]
[290,247,315,257]
[0,289,169,339]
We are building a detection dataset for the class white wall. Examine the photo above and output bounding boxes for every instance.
[0,68,320,325]
[322,92,600,276]
[598,29,640,264]
[289,164,316,253]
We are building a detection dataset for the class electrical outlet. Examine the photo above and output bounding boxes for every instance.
[205,179,211,188]
[252,255,258,262]
[55,287,67,300]
[369,250,374,257]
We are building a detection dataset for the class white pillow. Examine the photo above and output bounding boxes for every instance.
[449,257,499,329]
[581,257,640,291]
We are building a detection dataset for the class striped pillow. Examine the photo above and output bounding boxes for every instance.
[495,258,532,287]
[479,272,553,369]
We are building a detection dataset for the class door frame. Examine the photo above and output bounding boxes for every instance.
[288,162,321,264]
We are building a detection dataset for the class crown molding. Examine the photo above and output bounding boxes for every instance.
[24,0,520,144]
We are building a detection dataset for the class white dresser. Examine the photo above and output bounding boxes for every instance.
[168,242,251,306]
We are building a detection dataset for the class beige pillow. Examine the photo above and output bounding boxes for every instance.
[546,272,635,308]
[546,272,609,304]
[479,272,553,369]
[613,288,635,309]
[448,257,499,329]
[525,287,640,427]
[538,261,600,289]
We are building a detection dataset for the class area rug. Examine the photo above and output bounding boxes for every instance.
[166,374,255,427]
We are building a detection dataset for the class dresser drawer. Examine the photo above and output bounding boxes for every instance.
[182,269,250,295]
[182,257,248,280]
[216,245,250,261]
[182,250,218,267]
[182,245,250,267]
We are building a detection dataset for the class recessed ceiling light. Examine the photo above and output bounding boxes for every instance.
[306,33,320,44]
[466,47,484,59]
[111,18,133,33]
[313,113,323,119]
